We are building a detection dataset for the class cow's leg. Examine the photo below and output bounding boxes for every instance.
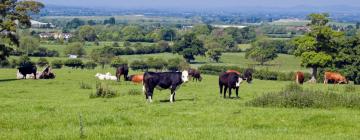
[170,87,176,103]
[146,88,154,103]
[224,86,228,98]
[34,73,37,80]
[219,84,223,97]
[228,87,232,98]
[236,87,239,98]
[143,85,148,99]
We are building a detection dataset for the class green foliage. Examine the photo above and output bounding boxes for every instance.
[66,18,85,29]
[167,58,189,71]
[245,37,278,65]
[78,25,97,41]
[130,60,148,71]
[90,46,113,68]
[173,33,206,62]
[18,56,34,67]
[19,36,40,55]
[110,57,128,68]
[127,89,142,96]
[247,83,360,109]
[206,49,222,62]
[193,24,212,35]
[300,51,332,68]
[121,25,145,42]
[90,83,118,98]
[51,59,63,69]
[64,42,86,57]
[112,42,120,47]
[64,59,84,69]
[103,17,116,25]
[147,57,167,71]
[0,44,12,61]
[79,81,92,89]
[84,61,97,69]
[37,58,49,67]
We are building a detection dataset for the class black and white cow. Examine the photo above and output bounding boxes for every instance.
[143,71,189,103]
[219,72,243,98]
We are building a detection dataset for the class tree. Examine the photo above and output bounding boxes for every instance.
[159,28,176,41]
[193,24,212,35]
[87,20,96,26]
[19,36,40,55]
[356,22,360,29]
[121,25,144,42]
[78,25,97,41]
[37,58,49,67]
[91,46,114,68]
[206,49,222,62]
[292,13,340,83]
[0,0,43,60]
[64,59,84,69]
[110,57,128,68]
[147,57,167,71]
[173,33,206,62]
[104,17,116,25]
[245,37,278,65]
[64,42,86,57]
[66,18,85,29]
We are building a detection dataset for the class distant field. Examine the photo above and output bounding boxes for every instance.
[0,68,359,139]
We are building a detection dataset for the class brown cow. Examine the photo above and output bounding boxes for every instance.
[295,71,305,84]
[127,74,144,84]
[116,64,129,82]
[324,72,348,84]
[188,68,202,82]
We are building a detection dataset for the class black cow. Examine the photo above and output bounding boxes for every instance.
[116,64,129,82]
[243,68,254,83]
[143,71,189,103]
[219,72,243,98]
[188,68,202,82]
[18,64,37,79]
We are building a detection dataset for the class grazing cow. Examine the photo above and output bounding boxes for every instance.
[116,64,129,82]
[324,72,348,84]
[243,68,254,83]
[18,64,37,79]
[188,69,202,82]
[295,71,305,84]
[143,71,189,103]
[127,74,144,84]
[219,72,243,98]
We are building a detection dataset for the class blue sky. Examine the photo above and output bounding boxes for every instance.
[37,0,360,9]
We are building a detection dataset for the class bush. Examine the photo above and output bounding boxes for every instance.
[51,59,63,69]
[90,82,118,98]
[246,84,360,109]
[84,61,97,69]
[79,81,92,89]
[37,58,49,67]
[167,58,189,71]
[64,59,84,69]
[147,57,167,71]
[64,42,86,57]
[110,57,128,68]
[130,60,148,71]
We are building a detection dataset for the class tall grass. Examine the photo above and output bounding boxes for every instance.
[247,83,360,109]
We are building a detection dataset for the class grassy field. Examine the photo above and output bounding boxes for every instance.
[1,68,360,139]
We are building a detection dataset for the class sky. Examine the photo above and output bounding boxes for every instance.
[37,0,360,9]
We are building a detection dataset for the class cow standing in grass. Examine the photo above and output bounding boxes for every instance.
[116,64,129,82]
[143,71,189,103]
[219,72,243,98]
[188,68,202,82]
[295,71,305,84]
[18,64,37,80]
[324,72,348,84]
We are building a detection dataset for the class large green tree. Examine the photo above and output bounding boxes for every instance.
[292,13,341,83]
[0,0,43,60]
[91,46,114,68]
[78,25,97,41]
[173,33,206,62]
[245,37,278,65]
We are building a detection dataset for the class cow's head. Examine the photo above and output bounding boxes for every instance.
[182,70,189,82]
[236,77,243,87]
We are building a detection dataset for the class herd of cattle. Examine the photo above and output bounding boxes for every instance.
[16,63,350,103]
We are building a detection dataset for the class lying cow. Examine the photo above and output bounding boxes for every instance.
[295,71,305,84]
[219,72,243,98]
[127,74,144,84]
[324,72,348,84]
[18,64,37,79]
[143,71,189,103]
[188,68,202,82]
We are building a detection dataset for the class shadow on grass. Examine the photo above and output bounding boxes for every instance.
[160,98,195,103]
[0,79,18,83]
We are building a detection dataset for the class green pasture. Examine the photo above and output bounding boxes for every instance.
[0,68,360,139]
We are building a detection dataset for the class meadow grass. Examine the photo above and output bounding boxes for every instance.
[1,68,360,139]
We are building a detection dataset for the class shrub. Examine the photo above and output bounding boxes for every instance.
[247,84,360,109]
[18,56,35,67]
[147,57,167,71]
[51,59,63,69]
[167,58,189,71]
[110,57,128,68]
[64,42,86,57]
[90,83,118,98]
[37,58,49,67]
[84,61,97,69]
[0,60,10,68]
[112,42,120,47]
[64,59,84,69]
[130,60,148,71]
